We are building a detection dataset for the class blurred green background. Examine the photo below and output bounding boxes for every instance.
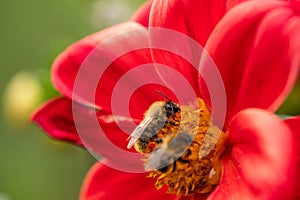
[0,0,299,200]
[0,0,144,200]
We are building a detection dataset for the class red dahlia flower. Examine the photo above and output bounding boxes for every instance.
[32,0,300,199]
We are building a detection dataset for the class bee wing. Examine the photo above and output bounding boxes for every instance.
[126,117,154,149]
[145,133,192,171]
[145,147,173,171]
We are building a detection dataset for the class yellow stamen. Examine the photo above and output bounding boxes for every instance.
[144,99,227,197]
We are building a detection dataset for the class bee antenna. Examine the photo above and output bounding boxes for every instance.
[154,90,172,101]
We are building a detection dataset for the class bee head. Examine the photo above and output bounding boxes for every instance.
[154,90,181,117]
[165,101,180,117]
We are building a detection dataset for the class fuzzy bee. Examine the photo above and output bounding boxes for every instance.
[127,92,181,153]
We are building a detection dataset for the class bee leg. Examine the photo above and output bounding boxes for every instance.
[172,161,176,172]
[168,120,176,126]
[177,157,190,163]
[184,149,192,156]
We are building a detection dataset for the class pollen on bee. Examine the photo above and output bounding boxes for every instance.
[145,98,227,197]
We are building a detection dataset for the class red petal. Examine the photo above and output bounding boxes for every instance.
[131,0,153,27]
[284,116,300,199]
[226,0,246,9]
[52,22,152,111]
[210,109,293,199]
[149,0,227,46]
[31,97,82,145]
[80,162,175,200]
[202,1,300,122]
[31,97,140,163]
[52,21,185,121]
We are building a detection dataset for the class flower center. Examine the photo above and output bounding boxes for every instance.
[133,98,227,197]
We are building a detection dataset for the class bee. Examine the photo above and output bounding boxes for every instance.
[144,132,193,172]
[126,91,181,153]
